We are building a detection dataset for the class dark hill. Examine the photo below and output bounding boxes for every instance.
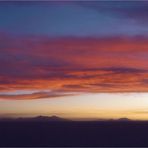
[0,115,70,122]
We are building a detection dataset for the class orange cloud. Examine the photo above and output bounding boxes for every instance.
[0,34,148,99]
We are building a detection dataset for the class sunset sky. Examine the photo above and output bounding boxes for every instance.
[0,1,148,120]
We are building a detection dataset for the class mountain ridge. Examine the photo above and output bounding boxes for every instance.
[0,115,71,122]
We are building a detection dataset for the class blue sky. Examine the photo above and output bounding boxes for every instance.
[0,1,148,37]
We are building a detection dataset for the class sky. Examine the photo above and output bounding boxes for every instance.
[0,1,148,120]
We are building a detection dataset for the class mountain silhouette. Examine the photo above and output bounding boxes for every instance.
[117,118,131,121]
[0,115,70,122]
[31,115,70,121]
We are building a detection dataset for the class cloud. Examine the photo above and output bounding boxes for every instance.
[76,1,148,24]
[0,33,148,99]
[0,90,75,100]
[131,110,148,115]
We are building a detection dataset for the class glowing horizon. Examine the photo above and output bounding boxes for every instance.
[1,93,148,120]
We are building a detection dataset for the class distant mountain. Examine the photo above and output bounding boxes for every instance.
[117,118,131,121]
[0,116,133,122]
[0,116,70,122]
[31,115,70,121]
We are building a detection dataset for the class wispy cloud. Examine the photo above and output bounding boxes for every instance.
[77,1,148,24]
[0,33,148,99]
[0,90,76,100]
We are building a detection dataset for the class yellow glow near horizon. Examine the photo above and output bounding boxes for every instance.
[0,93,148,120]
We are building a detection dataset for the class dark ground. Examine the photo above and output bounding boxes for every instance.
[0,121,148,147]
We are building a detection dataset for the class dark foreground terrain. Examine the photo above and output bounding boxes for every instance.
[1,120,148,147]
